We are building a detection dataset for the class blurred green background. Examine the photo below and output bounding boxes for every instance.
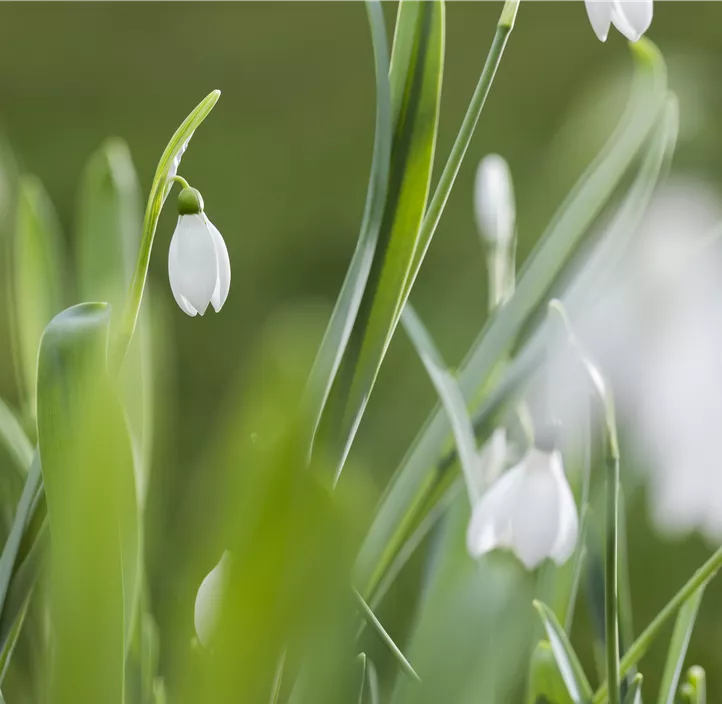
[1,2,722,699]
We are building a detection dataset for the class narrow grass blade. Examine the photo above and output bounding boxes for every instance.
[0,397,32,475]
[623,674,643,704]
[0,456,41,632]
[355,39,668,599]
[305,0,392,453]
[357,652,367,704]
[401,305,480,502]
[322,1,445,482]
[11,176,65,418]
[656,584,707,704]
[115,89,220,366]
[533,600,593,703]
[354,588,420,683]
[37,302,138,703]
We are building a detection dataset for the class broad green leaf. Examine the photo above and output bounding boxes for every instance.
[0,397,32,475]
[401,305,480,501]
[320,0,445,481]
[533,600,593,704]
[37,302,139,703]
[623,674,643,704]
[115,89,220,366]
[355,39,668,598]
[354,588,420,682]
[306,0,392,452]
[77,137,142,312]
[11,175,65,418]
[527,640,574,704]
[76,136,152,504]
[656,584,707,704]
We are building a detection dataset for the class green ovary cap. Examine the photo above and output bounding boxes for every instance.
[177,187,204,215]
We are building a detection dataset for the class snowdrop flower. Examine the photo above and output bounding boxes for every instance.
[467,445,578,569]
[562,178,722,542]
[474,154,515,248]
[168,186,231,316]
[194,551,232,647]
[584,0,653,43]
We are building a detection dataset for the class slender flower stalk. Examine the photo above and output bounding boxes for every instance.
[548,300,621,704]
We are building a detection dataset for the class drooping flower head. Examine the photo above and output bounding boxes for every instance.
[168,186,231,316]
[467,433,578,570]
[584,0,653,43]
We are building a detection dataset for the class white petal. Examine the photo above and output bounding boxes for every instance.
[611,0,653,42]
[206,217,231,312]
[168,214,218,315]
[584,0,613,42]
[548,453,579,564]
[466,463,525,558]
[474,155,515,247]
[478,428,507,487]
[509,450,562,569]
[194,551,231,647]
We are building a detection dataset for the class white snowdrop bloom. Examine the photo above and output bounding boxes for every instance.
[168,186,231,317]
[467,447,578,570]
[474,154,515,247]
[561,179,722,542]
[194,551,232,647]
[584,0,653,43]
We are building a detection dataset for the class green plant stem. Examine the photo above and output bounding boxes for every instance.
[605,453,621,704]
[169,175,190,190]
[593,547,722,703]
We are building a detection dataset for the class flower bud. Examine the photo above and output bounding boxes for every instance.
[474,154,515,248]
[177,186,204,216]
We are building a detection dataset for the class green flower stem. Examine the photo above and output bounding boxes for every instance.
[605,449,621,704]
[593,550,722,704]
[170,175,191,190]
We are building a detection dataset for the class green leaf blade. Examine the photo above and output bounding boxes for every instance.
[656,585,707,704]
[37,302,139,703]
[11,175,65,417]
[323,0,445,481]
[533,600,593,704]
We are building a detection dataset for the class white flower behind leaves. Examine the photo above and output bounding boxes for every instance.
[584,0,653,43]
[168,186,231,316]
[474,154,515,248]
[467,447,578,570]
[194,551,232,648]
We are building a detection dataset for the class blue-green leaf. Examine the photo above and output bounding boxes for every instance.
[306,0,392,453]
[321,0,445,481]
[37,302,139,703]
[401,304,480,501]
[533,600,593,703]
